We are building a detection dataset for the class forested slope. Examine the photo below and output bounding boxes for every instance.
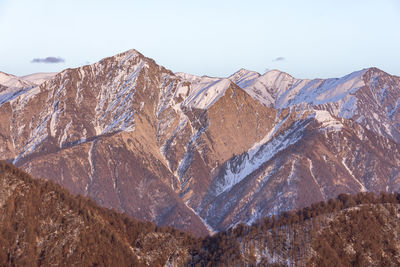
[1,161,400,266]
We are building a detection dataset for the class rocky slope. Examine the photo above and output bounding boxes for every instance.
[0,49,399,235]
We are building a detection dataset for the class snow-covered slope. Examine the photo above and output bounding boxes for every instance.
[180,76,232,109]
[0,71,33,89]
[229,68,260,88]
[235,68,367,109]
[275,69,366,108]
[0,71,56,106]
[21,72,56,85]
[0,71,35,106]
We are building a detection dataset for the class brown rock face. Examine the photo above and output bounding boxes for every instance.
[1,49,400,234]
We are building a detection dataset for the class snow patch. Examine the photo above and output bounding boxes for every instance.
[13,116,50,164]
[185,200,215,235]
[177,125,207,180]
[389,99,400,119]
[182,77,231,109]
[312,110,343,131]
[250,113,289,151]
[49,101,60,137]
[342,158,366,192]
[1,86,38,107]
[308,158,326,200]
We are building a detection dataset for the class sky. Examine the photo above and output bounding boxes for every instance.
[0,0,399,79]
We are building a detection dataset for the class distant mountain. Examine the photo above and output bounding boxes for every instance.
[20,72,56,86]
[0,71,55,106]
[1,161,400,266]
[0,71,33,106]
[0,71,32,89]
[0,49,399,235]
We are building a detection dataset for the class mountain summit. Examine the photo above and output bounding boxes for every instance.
[0,49,399,235]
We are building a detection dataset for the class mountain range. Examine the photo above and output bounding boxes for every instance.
[0,49,399,236]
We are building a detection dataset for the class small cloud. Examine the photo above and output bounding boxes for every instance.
[272,57,285,62]
[31,57,65,64]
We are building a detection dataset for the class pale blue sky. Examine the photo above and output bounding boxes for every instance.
[1,0,399,78]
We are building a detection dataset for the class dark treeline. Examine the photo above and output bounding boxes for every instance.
[1,160,400,266]
[0,161,197,266]
[192,191,400,266]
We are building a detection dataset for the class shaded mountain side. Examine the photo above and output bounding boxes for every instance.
[0,161,197,266]
[1,161,400,266]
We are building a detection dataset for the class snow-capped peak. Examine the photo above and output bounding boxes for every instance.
[97,49,142,67]
[114,48,141,59]
[229,68,260,88]
[231,69,298,107]
[232,67,369,110]
[181,76,232,109]
[175,72,201,83]
[277,69,367,108]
